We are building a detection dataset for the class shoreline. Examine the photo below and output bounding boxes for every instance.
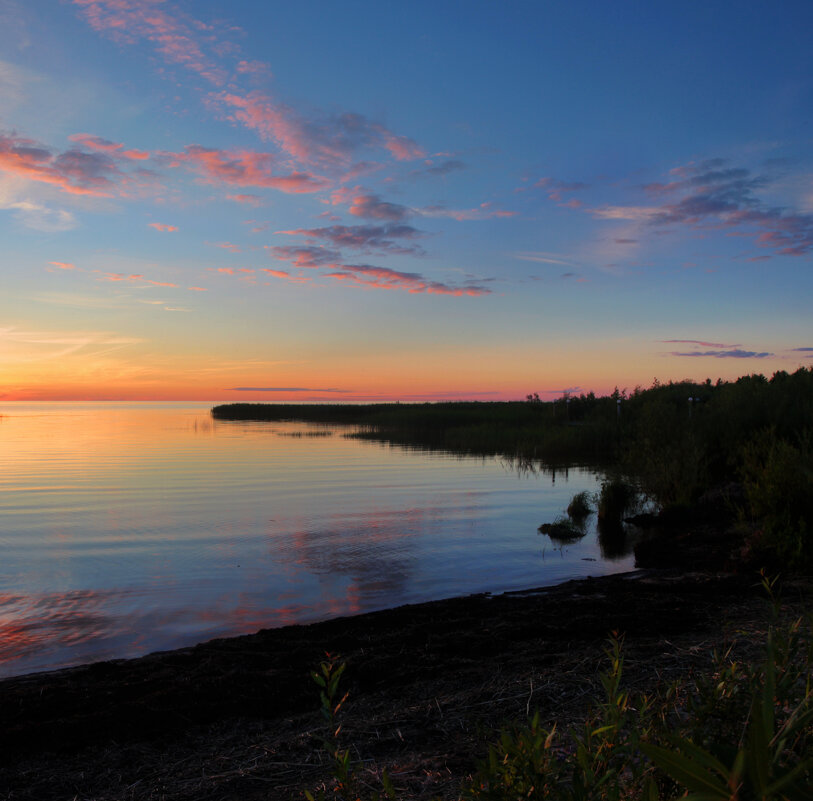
[2,568,810,799]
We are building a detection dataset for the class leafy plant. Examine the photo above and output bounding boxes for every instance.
[305,653,395,801]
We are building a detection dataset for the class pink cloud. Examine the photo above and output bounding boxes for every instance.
[258,268,311,284]
[188,286,208,291]
[348,193,410,221]
[265,245,341,268]
[236,59,271,79]
[48,261,76,270]
[144,279,179,287]
[226,193,263,206]
[98,272,143,282]
[149,222,178,232]
[96,271,178,287]
[73,0,228,86]
[163,145,330,193]
[214,91,424,169]
[69,133,150,161]
[325,263,491,296]
[207,241,241,252]
[0,132,121,196]
[217,267,235,275]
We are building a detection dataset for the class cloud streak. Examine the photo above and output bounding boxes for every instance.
[214,92,424,169]
[669,349,773,359]
[278,223,425,255]
[162,145,330,193]
[324,263,491,296]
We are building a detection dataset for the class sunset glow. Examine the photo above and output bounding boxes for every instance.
[2,1,811,401]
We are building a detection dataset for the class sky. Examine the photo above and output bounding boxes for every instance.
[1,0,812,402]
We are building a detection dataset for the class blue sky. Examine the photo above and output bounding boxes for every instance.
[1,0,812,400]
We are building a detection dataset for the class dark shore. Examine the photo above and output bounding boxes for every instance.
[2,561,810,800]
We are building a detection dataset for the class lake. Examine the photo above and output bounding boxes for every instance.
[0,402,635,678]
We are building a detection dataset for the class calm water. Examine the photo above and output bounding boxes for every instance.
[0,402,634,678]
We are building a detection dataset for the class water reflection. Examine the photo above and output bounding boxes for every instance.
[0,403,635,678]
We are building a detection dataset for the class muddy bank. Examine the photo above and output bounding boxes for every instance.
[2,569,809,800]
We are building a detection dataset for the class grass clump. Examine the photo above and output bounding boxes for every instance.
[596,477,638,525]
[538,516,585,543]
[566,491,592,521]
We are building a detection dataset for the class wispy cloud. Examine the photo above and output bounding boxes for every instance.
[668,348,773,359]
[162,145,330,193]
[0,325,144,363]
[73,0,229,86]
[324,263,491,296]
[278,223,425,255]
[226,193,263,206]
[69,133,149,161]
[265,245,341,268]
[575,158,813,258]
[418,202,517,221]
[531,177,589,207]
[207,241,241,253]
[661,339,737,348]
[149,222,178,232]
[213,92,424,169]
[0,195,77,231]
[259,268,311,284]
[47,261,77,270]
[412,158,466,178]
[228,386,348,392]
[514,251,577,267]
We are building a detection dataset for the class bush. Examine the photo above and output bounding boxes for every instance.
[740,429,813,568]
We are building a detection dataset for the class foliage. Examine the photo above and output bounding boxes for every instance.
[739,429,813,568]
